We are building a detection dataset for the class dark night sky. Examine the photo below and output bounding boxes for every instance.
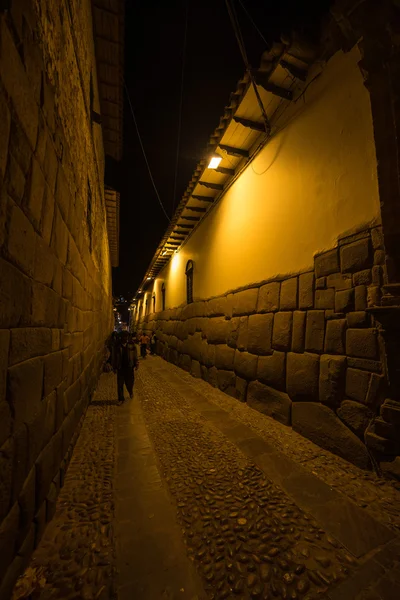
[110,0,331,299]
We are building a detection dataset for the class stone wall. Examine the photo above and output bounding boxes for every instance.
[137,224,400,470]
[0,2,113,595]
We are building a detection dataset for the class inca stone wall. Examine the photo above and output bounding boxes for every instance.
[0,1,113,595]
[137,224,400,470]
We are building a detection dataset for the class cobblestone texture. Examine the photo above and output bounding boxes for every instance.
[137,364,358,600]
[162,360,400,535]
[12,374,117,600]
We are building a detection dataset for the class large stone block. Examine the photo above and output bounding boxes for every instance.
[345,368,370,403]
[234,351,258,380]
[292,402,370,469]
[64,378,81,414]
[257,351,286,390]
[341,239,370,273]
[31,282,61,328]
[0,328,10,407]
[7,204,36,277]
[353,269,372,286]
[292,311,306,353]
[215,345,235,370]
[34,236,55,287]
[206,317,230,344]
[190,360,201,379]
[315,287,336,310]
[208,366,218,387]
[27,157,45,228]
[235,377,247,402]
[286,352,319,401]
[0,88,10,181]
[315,249,339,278]
[338,400,374,439]
[0,502,20,581]
[17,468,35,546]
[217,370,236,397]
[207,296,228,317]
[280,277,297,310]
[371,227,384,250]
[7,357,43,429]
[55,165,71,224]
[35,431,62,507]
[247,313,273,355]
[335,289,354,313]
[247,381,291,425]
[9,327,52,366]
[44,351,63,396]
[0,437,13,522]
[319,354,346,407]
[326,273,352,290]
[324,319,346,354]
[257,282,280,313]
[346,328,378,359]
[228,316,248,350]
[298,272,314,309]
[11,424,29,502]
[272,312,292,351]
[305,310,325,353]
[0,18,38,147]
[347,311,368,328]
[0,258,31,328]
[50,208,68,266]
[232,288,259,316]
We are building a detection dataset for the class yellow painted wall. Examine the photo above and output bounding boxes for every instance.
[146,46,380,310]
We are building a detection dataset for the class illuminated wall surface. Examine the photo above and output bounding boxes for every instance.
[152,46,379,309]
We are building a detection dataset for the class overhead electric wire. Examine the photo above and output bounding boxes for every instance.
[225,0,271,135]
[237,0,269,48]
[172,3,188,213]
[124,81,171,222]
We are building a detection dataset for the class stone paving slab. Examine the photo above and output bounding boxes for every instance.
[151,364,395,559]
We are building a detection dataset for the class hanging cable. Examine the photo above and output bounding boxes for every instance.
[172,3,188,213]
[225,0,271,135]
[124,81,171,222]
[237,0,269,48]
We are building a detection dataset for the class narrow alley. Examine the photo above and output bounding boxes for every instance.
[14,356,400,600]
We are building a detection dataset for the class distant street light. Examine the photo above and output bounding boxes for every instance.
[208,155,222,169]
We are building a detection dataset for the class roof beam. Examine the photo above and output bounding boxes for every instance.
[254,73,293,100]
[177,223,195,229]
[184,206,207,213]
[233,116,265,132]
[198,181,224,191]
[216,166,235,176]
[219,144,249,158]
[280,59,308,81]
[179,216,201,221]
[191,195,215,203]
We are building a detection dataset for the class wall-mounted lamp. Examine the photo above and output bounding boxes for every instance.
[208,154,222,169]
[146,277,152,280]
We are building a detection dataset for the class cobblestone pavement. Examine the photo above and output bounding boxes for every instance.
[159,359,400,535]
[136,362,360,600]
[12,373,118,600]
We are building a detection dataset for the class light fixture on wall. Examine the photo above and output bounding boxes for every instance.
[207,154,222,169]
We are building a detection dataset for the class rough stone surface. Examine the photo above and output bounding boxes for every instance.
[326,273,352,290]
[291,311,306,353]
[232,288,259,316]
[305,310,325,353]
[298,272,314,309]
[216,369,236,396]
[286,352,319,402]
[338,400,374,439]
[347,311,368,328]
[247,381,292,425]
[292,402,371,469]
[272,312,292,352]
[315,249,339,278]
[279,277,298,310]
[206,317,230,344]
[315,289,335,309]
[346,328,378,359]
[346,368,371,403]
[319,355,346,407]
[324,319,346,354]
[335,289,354,313]
[257,351,286,391]
[233,351,258,380]
[341,239,371,273]
[214,344,235,371]
[257,281,280,313]
[247,313,273,355]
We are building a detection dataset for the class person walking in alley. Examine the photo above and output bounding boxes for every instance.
[139,332,149,359]
[112,331,139,403]
[150,332,157,355]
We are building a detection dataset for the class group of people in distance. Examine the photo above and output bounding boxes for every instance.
[106,330,157,404]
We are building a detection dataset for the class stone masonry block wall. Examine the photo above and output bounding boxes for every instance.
[0,2,113,594]
[136,225,398,472]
